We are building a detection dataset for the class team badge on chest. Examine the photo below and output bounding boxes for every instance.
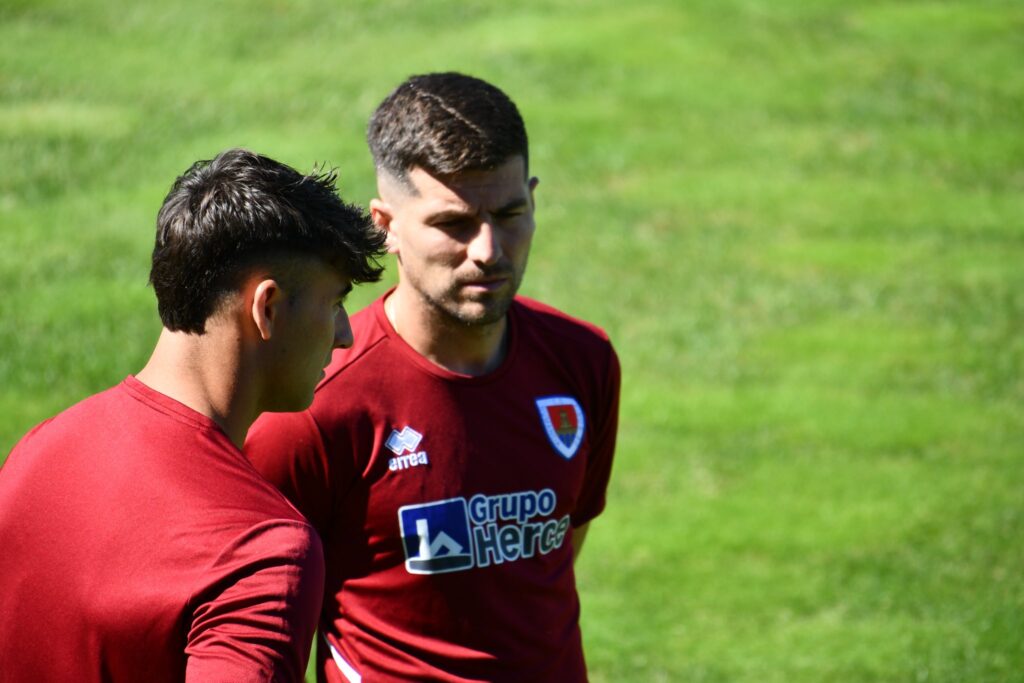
[535,396,586,459]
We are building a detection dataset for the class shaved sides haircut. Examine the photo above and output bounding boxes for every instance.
[367,72,529,186]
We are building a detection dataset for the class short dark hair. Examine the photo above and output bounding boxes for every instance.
[367,72,529,184]
[150,148,386,333]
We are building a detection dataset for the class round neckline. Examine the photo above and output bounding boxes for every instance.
[120,375,239,450]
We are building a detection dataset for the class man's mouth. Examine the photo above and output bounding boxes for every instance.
[463,277,508,289]
[460,269,514,290]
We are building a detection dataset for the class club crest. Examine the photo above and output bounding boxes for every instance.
[535,396,585,459]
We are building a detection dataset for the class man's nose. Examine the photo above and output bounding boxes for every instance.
[334,307,354,349]
[466,219,502,266]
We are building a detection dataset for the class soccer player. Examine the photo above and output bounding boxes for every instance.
[0,148,386,681]
[245,73,621,682]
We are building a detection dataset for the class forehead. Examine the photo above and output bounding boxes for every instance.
[405,156,528,213]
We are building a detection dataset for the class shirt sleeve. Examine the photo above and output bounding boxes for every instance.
[184,520,325,682]
[571,342,621,527]
[244,410,334,535]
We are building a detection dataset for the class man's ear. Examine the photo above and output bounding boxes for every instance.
[370,198,400,254]
[528,176,539,208]
[251,278,284,341]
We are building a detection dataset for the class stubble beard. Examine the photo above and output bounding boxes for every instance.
[426,265,525,329]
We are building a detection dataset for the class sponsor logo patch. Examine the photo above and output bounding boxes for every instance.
[398,498,474,574]
[386,426,429,472]
[398,490,570,575]
[535,396,585,459]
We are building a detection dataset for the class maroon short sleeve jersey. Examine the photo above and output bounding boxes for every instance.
[0,377,324,682]
[245,294,621,682]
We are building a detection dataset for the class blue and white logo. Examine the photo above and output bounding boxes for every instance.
[397,490,571,575]
[398,498,474,574]
[386,426,429,473]
[386,426,423,454]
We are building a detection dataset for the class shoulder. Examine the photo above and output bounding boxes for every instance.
[512,295,615,355]
[7,383,127,455]
[509,297,619,401]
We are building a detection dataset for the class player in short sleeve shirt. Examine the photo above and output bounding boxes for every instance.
[247,293,619,681]
[0,148,386,681]
[246,72,621,682]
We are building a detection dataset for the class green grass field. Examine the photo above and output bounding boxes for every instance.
[2,1,1022,680]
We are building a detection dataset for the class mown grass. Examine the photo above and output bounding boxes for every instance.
[2,1,1022,681]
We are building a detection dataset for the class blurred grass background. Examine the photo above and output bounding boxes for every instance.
[2,1,1022,680]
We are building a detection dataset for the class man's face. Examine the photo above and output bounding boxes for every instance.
[375,156,538,327]
[264,259,353,412]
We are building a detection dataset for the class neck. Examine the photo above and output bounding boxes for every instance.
[386,288,509,376]
[135,327,259,448]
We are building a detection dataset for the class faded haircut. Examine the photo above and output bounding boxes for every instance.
[150,148,386,333]
[367,72,529,188]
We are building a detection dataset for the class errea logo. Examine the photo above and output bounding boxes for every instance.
[386,426,429,472]
[386,426,422,454]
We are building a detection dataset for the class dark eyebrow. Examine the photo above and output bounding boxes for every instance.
[426,209,474,225]
[494,197,530,214]
[427,197,530,224]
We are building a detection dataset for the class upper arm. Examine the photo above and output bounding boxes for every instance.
[185,522,325,683]
[571,344,622,527]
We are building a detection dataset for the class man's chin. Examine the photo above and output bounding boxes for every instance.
[446,299,513,327]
